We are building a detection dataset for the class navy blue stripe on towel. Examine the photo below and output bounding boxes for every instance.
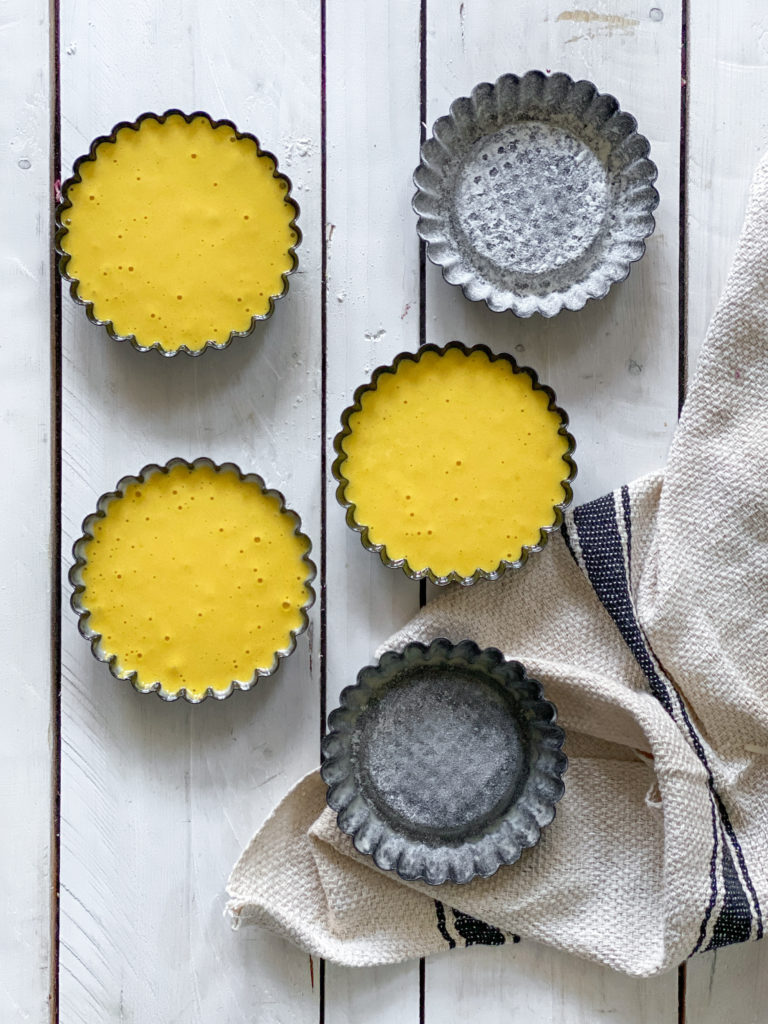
[709,842,753,949]
[565,491,673,714]
[619,489,762,941]
[564,488,761,950]
[693,794,720,954]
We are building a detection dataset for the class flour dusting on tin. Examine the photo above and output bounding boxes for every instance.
[455,123,609,275]
[357,670,524,833]
[321,639,567,886]
[414,70,659,318]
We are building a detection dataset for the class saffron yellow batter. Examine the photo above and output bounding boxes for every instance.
[80,462,313,699]
[339,346,572,579]
[60,112,298,353]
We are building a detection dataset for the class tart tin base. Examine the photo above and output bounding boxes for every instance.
[55,109,301,357]
[321,639,567,886]
[332,341,577,587]
[69,457,316,703]
[413,71,659,317]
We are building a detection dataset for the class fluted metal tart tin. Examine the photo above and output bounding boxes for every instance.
[332,341,577,587]
[69,457,316,703]
[321,638,567,885]
[55,109,301,357]
[413,70,659,317]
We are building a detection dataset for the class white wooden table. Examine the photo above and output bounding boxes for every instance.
[4,0,768,1020]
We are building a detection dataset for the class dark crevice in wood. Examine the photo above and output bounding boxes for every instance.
[418,0,427,632]
[319,0,328,753]
[318,957,326,1024]
[419,0,428,1018]
[49,1,62,1021]
[419,955,426,1024]
[418,0,427,363]
[678,962,687,1024]
[319,2,327,1021]
[678,0,689,417]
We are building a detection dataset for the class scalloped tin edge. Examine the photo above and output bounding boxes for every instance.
[331,341,577,587]
[412,70,660,318]
[55,109,302,358]
[69,456,317,703]
[320,638,568,886]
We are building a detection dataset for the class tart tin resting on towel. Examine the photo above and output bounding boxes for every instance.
[69,457,316,703]
[413,70,659,317]
[55,109,301,357]
[321,638,567,886]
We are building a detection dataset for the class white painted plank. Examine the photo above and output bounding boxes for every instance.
[323,0,423,1019]
[685,1,768,1016]
[59,2,321,1020]
[423,1,681,1019]
[686,942,768,1024]
[427,943,675,1023]
[0,1,53,1020]
[425,0,681,506]
[685,0,768,372]
[325,964,420,1024]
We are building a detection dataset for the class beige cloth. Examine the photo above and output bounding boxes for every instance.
[226,154,768,976]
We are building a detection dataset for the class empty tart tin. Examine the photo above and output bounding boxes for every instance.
[321,638,567,885]
[55,109,301,356]
[332,341,576,586]
[69,457,316,703]
[413,70,659,317]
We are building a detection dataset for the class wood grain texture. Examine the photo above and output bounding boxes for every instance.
[685,0,768,1015]
[0,0,53,1020]
[426,943,675,1023]
[58,2,321,1020]
[686,0,768,371]
[323,0,423,1019]
[686,942,768,1024]
[422,1,681,1019]
[425,0,682,507]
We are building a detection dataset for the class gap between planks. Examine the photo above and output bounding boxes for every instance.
[418,0,428,1013]
[49,0,62,1020]
[319,0,328,1020]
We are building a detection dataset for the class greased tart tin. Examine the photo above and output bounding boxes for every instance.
[332,342,576,586]
[55,110,301,357]
[69,458,316,702]
[321,638,567,886]
[413,70,659,317]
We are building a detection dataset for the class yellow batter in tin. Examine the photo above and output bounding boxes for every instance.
[81,462,312,699]
[340,346,572,579]
[60,113,297,352]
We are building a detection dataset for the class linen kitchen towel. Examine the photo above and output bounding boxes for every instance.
[226,153,768,977]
